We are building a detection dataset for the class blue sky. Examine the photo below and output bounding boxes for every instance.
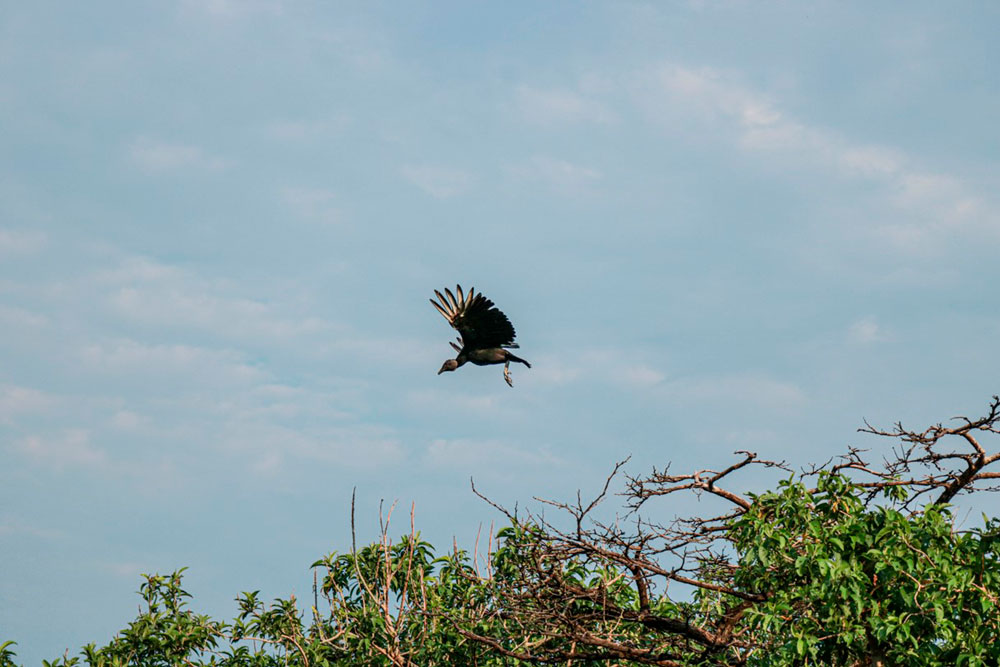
[2,1,999,661]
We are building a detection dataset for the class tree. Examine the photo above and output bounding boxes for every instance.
[458,396,1000,666]
[47,502,507,666]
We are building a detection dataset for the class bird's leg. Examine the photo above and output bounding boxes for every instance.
[504,360,513,387]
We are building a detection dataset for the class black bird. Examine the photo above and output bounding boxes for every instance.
[430,285,531,387]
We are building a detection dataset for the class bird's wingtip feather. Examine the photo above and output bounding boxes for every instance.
[433,290,454,315]
[444,287,459,312]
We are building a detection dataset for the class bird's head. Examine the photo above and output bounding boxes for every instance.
[438,359,459,375]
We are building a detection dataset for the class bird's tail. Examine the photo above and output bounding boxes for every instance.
[507,352,531,368]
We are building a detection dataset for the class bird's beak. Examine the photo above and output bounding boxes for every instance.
[437,368,445,375]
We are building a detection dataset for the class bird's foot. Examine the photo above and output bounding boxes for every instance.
[504,366,513,387]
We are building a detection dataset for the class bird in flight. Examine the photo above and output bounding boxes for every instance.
[430,285,531,387]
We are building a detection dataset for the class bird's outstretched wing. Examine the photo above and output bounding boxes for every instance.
[430,285,517,350]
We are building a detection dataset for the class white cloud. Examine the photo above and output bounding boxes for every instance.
[181,0,285,18]
[81,338,264,385]
[863,265,960,289]
[0,228,46,254]
[620,365,665,388]
[280,186,343,225]
[319,334,432,370]
[406,388,505,417]
[110,410,147,430]
[267,117,350,141]
[425,438,560,469]
[509,155,601,193]
[402,165,474,199]
[215,420,404,472]
[214,382,356,422]
[0,385,55,424]
[297,428,404,467]
[104,561,145,578]
[848,317,891,344]
[516,86,615,125]
[0,304,48,329]
[112,285,323,338]
[639,63,997,250]
[98,256,329,342]
[318,25,394,73]
[660,372,806,410]
[0,518,63,540]
[92,255,430,374]
[128,137,231,171]
[892,173,980,223]
[528,359,582,386]
[94,256,182,284]
[15,429,108,469]
[14,429,180,486]
[839,146,903,178]
[525,348,664,390]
